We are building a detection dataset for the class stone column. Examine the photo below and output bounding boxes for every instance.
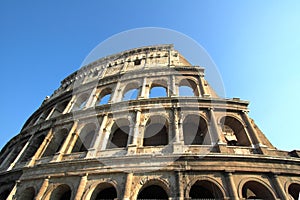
[139,77,148,99]
[176,171,184,200]
[35,178,49,200]
[199,75,209,97]
[96,115,109,151]
[85,87,98,108]
[225,172,239,200]
[209,108,226,153]
[63,95,77,114]
[170,75,177,96]
[74,174,88,200]
[123,173,133,200]
[27,129,54,167]
[271,174,288,200]
[110,81,122,103]
[6,182,17,200]
[56,120,79,160]
[241,111,263,147]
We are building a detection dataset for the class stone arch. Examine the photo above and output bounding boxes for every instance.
[148,78,169,98]
[72,92,90,111]
[44,184,72,200]
[179,78,200,97]
[143,115,169,146]
[183,114,211,145]
[90,182,118,200]
[96,87,113,105]
[238,177,277,200]
[122,81,141,101]
[72,123,98,152]
[82,179,119,200]
[20,131,47,162]
[135,178,172,200]
[287,182,300,200]
[49,97,71,118]
[20,187,35,200]
[107,118,130,149]
[185,176,226,199]
[220,116,251,146]
[42,128,69,157]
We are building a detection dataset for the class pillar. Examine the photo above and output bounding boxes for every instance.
[241,111,263,147]
[74,174,88,200]
[199,75,209,97]
[85,86,98,107]
[6,183,17,200]
[123,173,133,200]
[35,178,49,200]
[139,77,148,99]
[27,129,53,167]
[225,172,239,200]
[56,120,79,160]
[208,108,224,145]
[271,174,288,200]
[63,95,77,114]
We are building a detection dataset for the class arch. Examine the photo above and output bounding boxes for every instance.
[21,187,35,200]
[179,79,199,96]
[90,182,118,200]
[20,132,47,162]
[107,119,130,149]
[136,179,171,200]
[42,128,69,157]
[149,86,167,98]
[238,179,276,200]
[220,116,251,146]
[288,183,300,200]
[122,82,140,101]
[72,93,89,111]
[49,184,72,200]
[49,97,71,118]
[143,115,168,146]
[185,177,226,199]
[97,87,112,105]
[183,114,210,145]
[72,123,97,152]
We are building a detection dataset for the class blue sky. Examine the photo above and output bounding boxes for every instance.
[0,1,299,151]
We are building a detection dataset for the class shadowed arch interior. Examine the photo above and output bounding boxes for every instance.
[220,116,251,146]
[183,115,210,145]
[288,183,300,200]
[137,185,168,199]
[21,187,35,200]
[122,82,140,101]
[90,183,117,200]
[242,181,275,200]
[179,79,199,96]
[107,119,130,149]
[73,93,89,111]
[72,123,97,152]
[42,128,69,157]
[143,116,168,146]
[189,180,223,199]
[49,184,71,200]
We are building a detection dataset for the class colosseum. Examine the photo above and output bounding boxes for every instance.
[0,44,299,200]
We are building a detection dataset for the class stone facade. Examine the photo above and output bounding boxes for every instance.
[0,44,299,200]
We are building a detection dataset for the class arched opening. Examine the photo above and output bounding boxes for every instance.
[49,184,71,200]
[149,86,167,98]
[183,115,210,145]
[107,119,130,149]
[242,181,275,200]
[122,82,140,101]
[49,98,71,118]
[189,180,223,199]
[220,116,251,146]
[73,93,89,111]
[22,187,35,200]
[97,88,112,105]
[20,132,47,162]
[288,183,300,200]
[72,123,97,152]
[90,183,117,200]
[179,79,199,96]
[143,116,168,146]
[137,185,168,199]
[42,129,69,157]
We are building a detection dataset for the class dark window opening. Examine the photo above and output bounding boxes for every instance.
[144,123,168,146]
[288,183,300,200]
[95,187,117,200]
[107,126,129,149]
[189,180,223,200]
[242,181,275,200]
[137,185,168,199]
[134,59,141,65]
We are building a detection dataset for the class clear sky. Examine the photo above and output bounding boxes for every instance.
[0,1,299,151]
